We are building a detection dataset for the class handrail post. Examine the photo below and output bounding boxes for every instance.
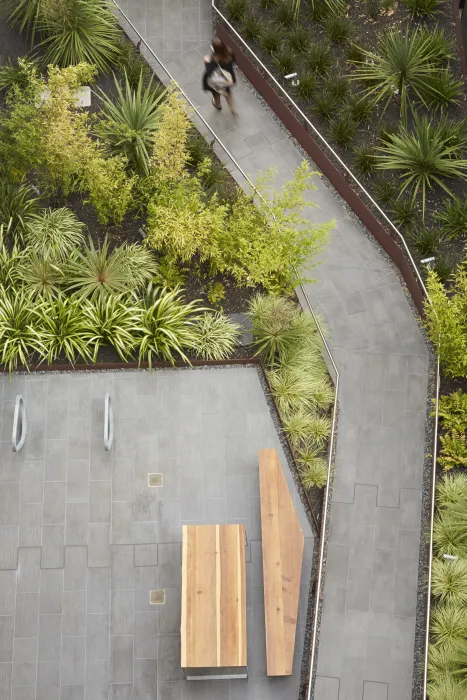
[104,393,114,452]
[12,394,27,453]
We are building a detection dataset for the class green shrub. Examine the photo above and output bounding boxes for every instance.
[427,676,466,700]
[351,27,454,118]
[437,472,467,510]
[20,253,64,299]
[275,0,295,25]
[115,38,152,89]
[307,0,330,22]
[313,92,338,120]
[433,254,454,284]
[0,227,25,289]
[347,43,364,62]
[283,410,320,447]
[260,0,276,8]
[289,26,311,53]
[375,115,467,218]
[247,294,316,363]
[329,116,356,148]
[38,0,121,72]
[260,23,284,55]
[186,129,211,168]
[435,197,467,240]
[427,644,457,683]
[296,71,317,101]
[0,58,40,92]
[401,0,440,16]
[83,293,141,361]
[409,227,442,257]
[423,71,463,110]
[375,179,397,206]
[353,146,376,178]
[437,392,467,433]
[0,180,41,236]
[438,431,467,470]
[138,285,201,367]
[0,289,36,372]
[85,154,136,225]
[366,0,380,19]
[347,95,373,123]
[323,15,352,43]
[325,74,350,102]
[305,41,332,74]
[431,602,467,649]
[433,514,467,558]
[120,243,159,290]
[242,10,261,39]
[96,71,167,176]
[192,312,240,360]
[24,207,85,259]
[225,0,248,20]
[272,44,297,74]
[432,558,467,604]
[297,448,328,488]
[3,0,45,39]
[390,198,416,229]
[32,295,94,363]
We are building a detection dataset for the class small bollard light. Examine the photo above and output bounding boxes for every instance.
[30,185,41,196]
[443,553,458,560]
[139,227,147,239]
[421,256,435,270]
[284,72,300,87]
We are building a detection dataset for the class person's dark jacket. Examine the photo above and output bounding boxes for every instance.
[202,54,236,93]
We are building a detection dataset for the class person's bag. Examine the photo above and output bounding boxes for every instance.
[207,62,233,92]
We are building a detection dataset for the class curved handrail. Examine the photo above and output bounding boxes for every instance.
[104,393,114,451]
[12,394,27,452]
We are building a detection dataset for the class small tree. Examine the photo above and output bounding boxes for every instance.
[150,88,191,182]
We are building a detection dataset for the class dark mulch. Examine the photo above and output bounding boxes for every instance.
[223,0,467,278]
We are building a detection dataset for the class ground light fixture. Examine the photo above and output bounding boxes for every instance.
[443,553,459,560]
[284,72,300,87]
[421,256,435,269]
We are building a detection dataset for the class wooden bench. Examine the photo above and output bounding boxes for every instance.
[181,524,247,679]
[259,448,304,676]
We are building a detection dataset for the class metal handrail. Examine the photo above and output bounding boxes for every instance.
[212,2,429,302]
[12,394,26,452]
[104,393,114,451]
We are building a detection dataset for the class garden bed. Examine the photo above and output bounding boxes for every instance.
[219,0,467,284]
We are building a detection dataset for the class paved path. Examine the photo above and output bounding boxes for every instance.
[115,5,430,699]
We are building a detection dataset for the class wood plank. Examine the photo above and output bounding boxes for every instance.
[181,524,247,669]
[259,448,304,676]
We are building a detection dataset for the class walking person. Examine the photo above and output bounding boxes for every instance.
[202,37,237,113]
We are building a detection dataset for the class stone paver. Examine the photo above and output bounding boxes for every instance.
[0,368,313,700]
[116,5,429,698]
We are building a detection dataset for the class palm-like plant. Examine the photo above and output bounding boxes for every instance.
[138,285,202,367]
[375,115,467,218]
[192,312,240,361]
[66,238,130,299]
[83,294,141,361]
[96,71,167,175]
[433,513,467,558]
[31,295,94,364]
[38,0,121,73]
[431,558,467,604]
[351,27,454,118]
[0,288,36,372]
[437,473,467,510]
[24,208,85,259]
[0,226,26,290]
[4,0,44,40]
[0,180,41,236]
[20,253,64,299]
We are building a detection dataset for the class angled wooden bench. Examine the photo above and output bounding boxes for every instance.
[258,448,304,676]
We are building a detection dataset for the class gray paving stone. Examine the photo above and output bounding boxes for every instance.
[110,636,133,683]
[89,481,111,524]
[134,658,158,699]
[375,508,398,550]
[85,659,109,700]
[41,524,65,569]
[64,546,87,591]
[157,501,181,542]
[157,635,183,681]
[346,568,372,612]
[0,616,14,662]
[38,614,62,662]
[157,544,181,589]
[87,568,110,614]
[350,525,375,570]
[17,548,41,592]
[65,503,88,546]
[39,569,63,615]
[134,612,158,660]
[15,592,39,639]
[62,591,86,637]
[87,523,111,568]
[45,440,67,482]
[112,503,135,545]
[86,614,109,661]
[61,637,85,685]
[111,546,135,590]
[12,637,37,686]
[315,675,340,700]
[0,526,18,569]
[109,685,133,700]
[0,571,16,614]
[21,462,44,505]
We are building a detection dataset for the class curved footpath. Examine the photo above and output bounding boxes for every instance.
[116,4,430,699]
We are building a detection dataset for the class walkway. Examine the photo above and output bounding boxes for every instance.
[115,5,430,699]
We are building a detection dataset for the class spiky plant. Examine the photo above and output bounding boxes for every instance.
[433,254,454,284]
[83,294,141,361]
[433,513,467,558]
[289,26,311,53]
[192,312,240,361]
[427,676,466,700]
[20,253,64,299]
[260,23,284,55]
[423,71,463,110]
[437,473,467,510]
[347,95,374,124]
[138,285,202,367]
[282,409,320,447]
[375,179,397,206]
[267,363,315,415]
[0,288,36,372]
[431,558,467,603]
[242,10,261,40]
[31,295,94,364]
[427,643,457,683]
[329,115,356,148]
[325,74,350,101]
[305,41,332,74]
[224,0,248,20]
[353,146,377,178]
[313,92,338,121]
[24,207,85,259]
[390,198,416,229]
[409,227,443,257]
[38,0,121,73]
[296,72,317,101]
[430,602,467,649]
[297,446,328,488]
[275,0,295,25]
[3,0,44,40]
[401,0,441,16]
[0,180,41,236]
[323,15,352,43]
[96,71,167,175]
[272,45,297,75]
[435,196,467,239]
[118,244,159,291]
[0,226,25,290]
[0,58,40,92]
[309,376,335,410]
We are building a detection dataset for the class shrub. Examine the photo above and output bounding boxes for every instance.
[32,295,94,363]
[437,391,467,433]
[283,410,320,447]
[0,180,41,236]
[390,198,416,229]
[347,95,373,123]
[307,0,330,22]
[296,71,317,101]
[375,115,467,218]
[431,558,467,604]
[409,227,442,257]
[4,0,45,39]
[433,254,454,283]
[423,71,463,110]
[247,294,316,363]
[192,312,240,360]
[435,197,467,239]
[427,676,466,700]
[275,0,295,25]
[0,226,24,289]
[437,472,467,510]
[38,0,121,72]
[329,116,356,148]
[401,0,441,16]
[225,0,248,20]
[150,89,191,183]
[347,43,364,62]
[84,154,136,225]
[325,74,350,101]
[427,644,457,683]
[24,207,85,259]
[20,253,64,299]
[431,603,467,649]
[242,10,261,39]
[289,26,311,53]
[323,15,352,43]
[0,289,36,372]
[353,146,376,178]
[186,129,211,168]
[366,0,380,19]
[259,0,276,8]
[95,71,167,176]
[268,363,317,414]
[138,285,201,366]
[260,23,284,55]
[313,92,338,121]
[116,37,152,89]
[272,44,297,74]
[305,41,332,74]
[351,27,454,118]
[0,58,40,92]
[438,431,467,470]
[297,448,328,488]
[375,179,397,206]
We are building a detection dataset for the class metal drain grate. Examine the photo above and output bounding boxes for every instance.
[148,473,163,487]
[149,589,165,605]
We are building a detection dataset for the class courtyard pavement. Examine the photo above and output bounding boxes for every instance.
[113,5,429,699]
[0,368,313,700]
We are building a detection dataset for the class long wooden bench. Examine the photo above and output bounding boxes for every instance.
[259,448,304,676]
